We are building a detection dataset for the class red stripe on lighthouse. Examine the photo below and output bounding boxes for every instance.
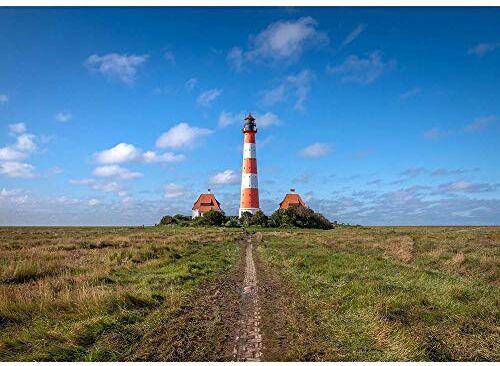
[244,132,255,143]
[242,158,257,174]
[241,188,259,208]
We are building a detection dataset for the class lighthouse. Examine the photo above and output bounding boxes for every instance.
[239,113,260,217]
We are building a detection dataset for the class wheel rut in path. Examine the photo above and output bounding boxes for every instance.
[233,235,263,361]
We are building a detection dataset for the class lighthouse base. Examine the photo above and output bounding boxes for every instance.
[238,207,261,218]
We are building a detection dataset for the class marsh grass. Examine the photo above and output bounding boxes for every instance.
[0,226,241,361]
[259,226,500,361]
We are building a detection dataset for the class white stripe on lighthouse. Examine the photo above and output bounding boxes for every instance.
[241,173,258,189]
[243,143,256,159]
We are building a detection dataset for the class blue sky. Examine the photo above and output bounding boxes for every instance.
[1,7,499,225]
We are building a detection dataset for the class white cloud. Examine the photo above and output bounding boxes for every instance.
[69,178,95,185]
[156,122,213,149]
[94,142,187,166]
[0,95,8,105]
[327,50,395,84]
[464,115,497,133]
[142,151,186,163]
[92,165,143,180]
[85,53,148,84]
[299,143,332,157]
[164,51,176,65]
[15,134,37,152]
[467,42,500,57]
[218,111,240,127]
[91,181,122,193]
[9,123,26,135]
[255,112,280,127]
[261,84,287,106]
[164,183,185,199]
[340,24,365,48]
[218,111,280,128]
[196,88,222,107]
[261,69,313,111]
[227,17,328,70]
[88,198,100,206]
[0,161,35,177]
[0,147,27,161]
[185,77,197,91]
[55,111,73,122]
[210,170,239,185]
[94,143,141,164]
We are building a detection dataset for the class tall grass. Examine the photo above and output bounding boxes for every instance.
[0,226,241,361]
[258,227,500,361]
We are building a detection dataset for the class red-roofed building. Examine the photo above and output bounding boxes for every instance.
[192,189,222,218]
[279,189,306,209]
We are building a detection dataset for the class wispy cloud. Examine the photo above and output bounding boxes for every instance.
[185,77,197,91]
[156,122,213,149]
[9,123,26,135]
[340,24,365,48]
[84,53,148,85]
[164,183,185,199]
[164,50,176,65]
[464,115,497,133]
[0,161,35,178]
[227,17,328,71]
[299,143,332,157]
[400,87,422,100]
[210,170,239,185]
[92,165,143,180]
[0,123,38,178]
[326,50,395,84]
[55,111,73,122]
[423,127,449,140]
[196,88,222,107]
[353,149,375,159]
[436,181,498,194]
[261,69,313,111]
[467,42,500,57]
[0,94,8,105]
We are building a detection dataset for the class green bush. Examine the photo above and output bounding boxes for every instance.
[239,211,253,226]
[251,210,268,227]
[269,206,333,230]
[159,215,175,225]
[173,214,191,223]
[197,210,227,226]
[224,219,241,228]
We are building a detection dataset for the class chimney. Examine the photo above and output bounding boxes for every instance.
[290,188,295,192]
[208,188,211,192]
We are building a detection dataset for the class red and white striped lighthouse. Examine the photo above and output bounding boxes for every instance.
[239,113,260,217]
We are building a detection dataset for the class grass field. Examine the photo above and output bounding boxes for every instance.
[0,226,498,361]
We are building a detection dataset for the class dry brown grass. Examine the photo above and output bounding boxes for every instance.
[0,226,241,361]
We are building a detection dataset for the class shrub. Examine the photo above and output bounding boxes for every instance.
[159,215,175,225]
[198,210,227,226]
[239,211,253,226]
[269,206,333,230]
[252,210,268,227]
[173,214,191,223]
[224,219,241,228]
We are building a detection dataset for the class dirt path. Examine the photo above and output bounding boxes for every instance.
[232,235,263,361]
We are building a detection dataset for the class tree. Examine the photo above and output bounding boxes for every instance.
[199,210,227,226]
[239,211,253,226]
[251,210,268,227]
